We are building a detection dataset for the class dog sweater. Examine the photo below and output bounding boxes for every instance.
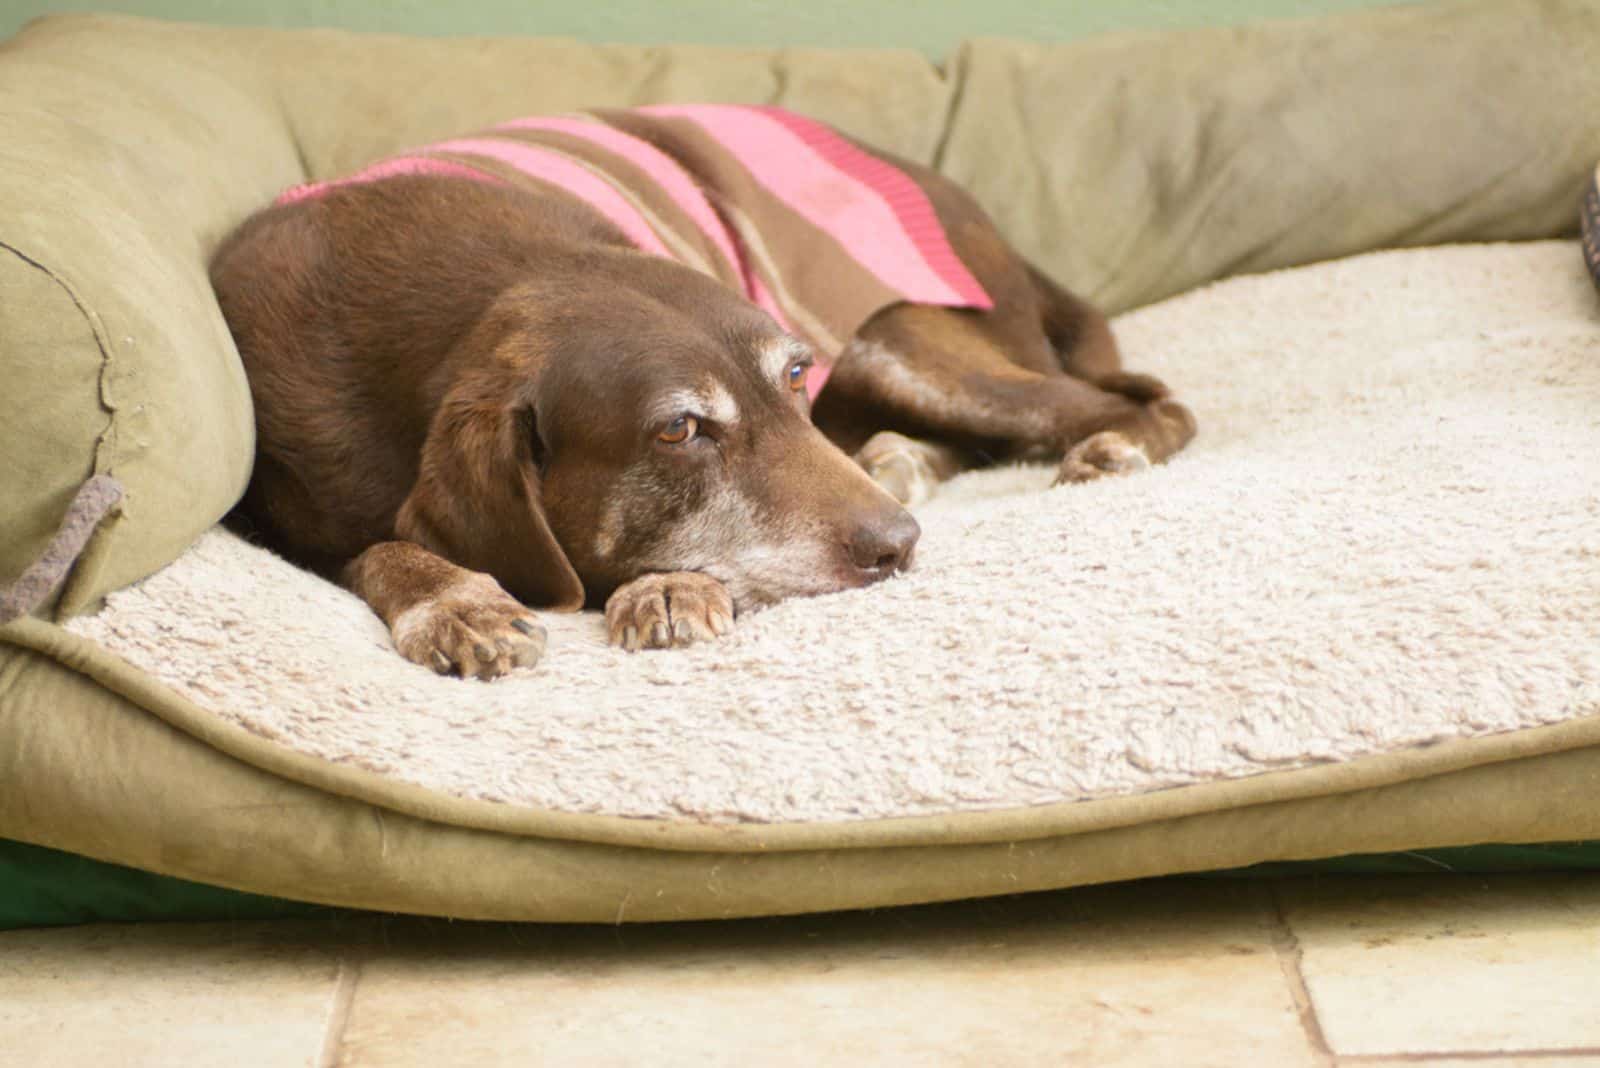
[276,105,993,399]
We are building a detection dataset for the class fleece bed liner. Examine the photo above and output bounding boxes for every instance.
[4,240,1599,923]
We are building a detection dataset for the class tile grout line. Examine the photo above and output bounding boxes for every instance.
[316,955,363,1068]
[1338,1048,1600,1063]
[1259,882,1338,1067]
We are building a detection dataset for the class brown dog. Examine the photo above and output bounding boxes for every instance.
[210,106,1194,679]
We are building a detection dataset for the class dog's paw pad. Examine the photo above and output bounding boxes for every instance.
[864,450,933,507]
[606,572,734,652]
[1055,431,1151,485]
[856,431,943,507]
[392,574,545,680]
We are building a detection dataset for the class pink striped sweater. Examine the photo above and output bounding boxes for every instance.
[278,105,993,399]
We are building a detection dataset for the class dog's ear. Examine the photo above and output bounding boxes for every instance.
[395,374,585,611]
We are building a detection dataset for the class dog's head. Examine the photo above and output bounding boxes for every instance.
[395,252,918,612]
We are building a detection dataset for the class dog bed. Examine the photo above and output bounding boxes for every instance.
[4,3,1600,924]
[8,237,1600,921]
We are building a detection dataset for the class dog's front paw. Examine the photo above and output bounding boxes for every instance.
[391,572,546,680]
[606,572,734,652]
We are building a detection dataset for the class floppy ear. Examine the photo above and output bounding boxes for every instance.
[395,377,585,611]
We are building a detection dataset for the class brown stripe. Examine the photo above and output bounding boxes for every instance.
[418,148,722,284]
[715,198,842,355]
[490,126,742,289]
[426,145,714,281]
[418,151,637,249]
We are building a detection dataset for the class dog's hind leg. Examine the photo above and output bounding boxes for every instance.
[815,305,1196,490]
[1024,259,1178,406]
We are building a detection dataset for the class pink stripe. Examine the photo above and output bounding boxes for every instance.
[275,157,503,205]
[428,137,672,258]
[485,121,820,353]
[803,357,833,401]
[640,105,990,310]
[496,117,742,279]
[757,107,992,309]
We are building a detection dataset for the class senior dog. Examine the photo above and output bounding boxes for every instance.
[210,105,1194,678]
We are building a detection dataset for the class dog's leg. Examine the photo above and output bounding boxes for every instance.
[819,309,1196,488]
[344,541,547,679]
[1024,260,1180,411]
[816,150,1192,487]
[1024,259,1124,384]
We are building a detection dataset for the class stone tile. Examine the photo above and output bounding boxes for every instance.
[337,880,1318,1067]
[0,920,347,1068]
[1277,874,1600,1057]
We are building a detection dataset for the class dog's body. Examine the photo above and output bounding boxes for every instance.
[211,106,1194,678]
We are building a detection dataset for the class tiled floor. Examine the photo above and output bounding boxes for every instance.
[3,875,1598,1066]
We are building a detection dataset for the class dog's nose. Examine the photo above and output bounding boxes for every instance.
[847,509,920,580]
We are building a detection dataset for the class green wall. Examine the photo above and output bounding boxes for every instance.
[1,0,1406,56]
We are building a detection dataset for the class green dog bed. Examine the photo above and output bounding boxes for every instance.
[15,835,1600,930]
[3,2,1600,927]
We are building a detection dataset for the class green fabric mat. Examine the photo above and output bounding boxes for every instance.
[6,837,1599,929]
[0,839,341,928]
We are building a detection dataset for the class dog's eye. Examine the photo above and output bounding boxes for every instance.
[658,415,699,445]
[786,362,810,392]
